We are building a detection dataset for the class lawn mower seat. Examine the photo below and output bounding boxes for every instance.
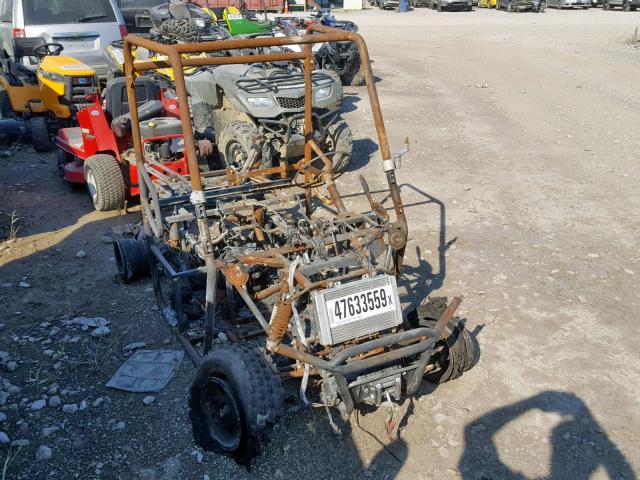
[103,76,160,122]
[9,37,46,84]
[111,99,165,138]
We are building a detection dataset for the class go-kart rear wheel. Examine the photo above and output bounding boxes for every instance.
[189,344,283,466]
[30,116,51,152]
[218,121,272,171]
[408,297,479,384]
[84,154,126,211]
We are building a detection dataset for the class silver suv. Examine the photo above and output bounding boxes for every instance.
[0,0,127,79]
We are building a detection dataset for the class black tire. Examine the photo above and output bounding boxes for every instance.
[218,121,271,171]
[56,149,73,178]
[350,64,366,87]
[30,116,51,152]
[408,297,479,384]
[84,154,126,211]
[0,89,13,119]
[189,344,283,465]
[322,119,353,174]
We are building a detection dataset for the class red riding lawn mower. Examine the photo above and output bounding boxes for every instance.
[55,76,190,211]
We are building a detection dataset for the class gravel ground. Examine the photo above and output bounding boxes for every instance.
[1,7,639,480]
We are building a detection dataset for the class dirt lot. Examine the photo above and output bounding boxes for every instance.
[1,7,639,480]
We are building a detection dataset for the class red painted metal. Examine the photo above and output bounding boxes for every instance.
[55,90,188,200]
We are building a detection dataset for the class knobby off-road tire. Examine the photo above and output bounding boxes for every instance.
[84,154,126,211]
[218,121,272,171]
[189,344,283,465]
[30,116,51,152]
[323,119,353,174]
[408,297,479,384]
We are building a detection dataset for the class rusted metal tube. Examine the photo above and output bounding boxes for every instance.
[125,32,370,56]
[123,38,151,237]
[306,24,391,161]
[167,50,202,192]
[132,51,307,72]
[175,331,203,366]
[434,296,463,337]
[303,43,313,166]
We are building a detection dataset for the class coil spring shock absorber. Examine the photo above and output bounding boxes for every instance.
[268,299,293,343]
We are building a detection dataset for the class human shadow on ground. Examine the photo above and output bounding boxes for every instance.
[458,391,637,480]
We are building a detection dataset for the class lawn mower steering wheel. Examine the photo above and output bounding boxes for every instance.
[34,43,64,57]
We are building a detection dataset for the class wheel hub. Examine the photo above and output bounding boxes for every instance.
[199,377,242,451]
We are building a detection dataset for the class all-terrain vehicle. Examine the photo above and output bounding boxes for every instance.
[107,5,354,174]
[185,64,352,173]
[0,37,98,151]
[116,26,478,465]
[55,77,193,211]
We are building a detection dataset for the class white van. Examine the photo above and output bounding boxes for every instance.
[0,0,127,79]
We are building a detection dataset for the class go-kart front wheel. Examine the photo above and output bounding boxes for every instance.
[189,344,283,466]
[84,154,126,211]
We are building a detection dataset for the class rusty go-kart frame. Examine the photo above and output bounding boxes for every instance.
[122,25,476,464]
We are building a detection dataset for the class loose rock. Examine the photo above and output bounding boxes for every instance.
[91,326,111,337]
[63,403,78,414]
[36,445,52,461]
[0,432,9,444]
[31,399,47,411]
[11,439,30,447]
[76,250,87,258]
[49,396,61,408]
[42,427,60,438]
[143,396,156,405]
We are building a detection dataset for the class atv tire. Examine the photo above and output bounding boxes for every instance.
[189,343,283,465]
[84,154,126,211]
[323,119,353,174]
[218,121,271,171]
[408,297,479,384]
[30,116,51,152]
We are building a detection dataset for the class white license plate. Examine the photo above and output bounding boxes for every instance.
[61,40,94,51]
[327,283,397,327]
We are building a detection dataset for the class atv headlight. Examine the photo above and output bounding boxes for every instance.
[314,86,332,101]
[246,97,275,107]
[39,69,65,84]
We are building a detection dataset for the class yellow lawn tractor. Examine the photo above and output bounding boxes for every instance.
[0,37,99,152]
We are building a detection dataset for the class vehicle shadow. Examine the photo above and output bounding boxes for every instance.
[338,182,453,306]
[350,138,380,171]
[458,391,637,480]
[341,93,362,113]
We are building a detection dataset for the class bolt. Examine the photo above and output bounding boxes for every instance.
[375,383,382,390]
